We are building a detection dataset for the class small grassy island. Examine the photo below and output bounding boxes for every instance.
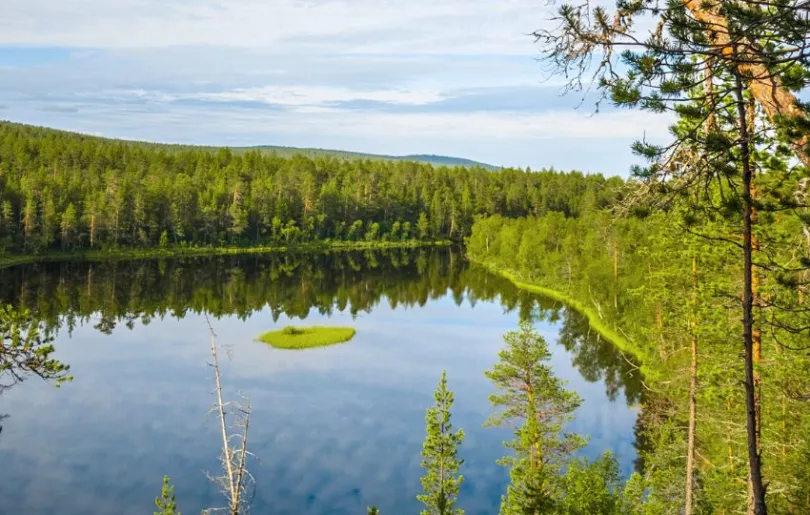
[257,325,357,350]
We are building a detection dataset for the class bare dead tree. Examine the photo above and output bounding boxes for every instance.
[204,315,255,515]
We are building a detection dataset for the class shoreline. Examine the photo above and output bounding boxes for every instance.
[468,257,655,380]
[0,240,452,270]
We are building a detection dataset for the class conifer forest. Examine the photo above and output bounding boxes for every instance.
[2,0,810,513]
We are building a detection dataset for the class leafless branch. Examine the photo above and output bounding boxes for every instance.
[203,315,255,515]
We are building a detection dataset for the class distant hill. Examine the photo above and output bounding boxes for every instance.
[243,145,499,170]
[0,121,498,170]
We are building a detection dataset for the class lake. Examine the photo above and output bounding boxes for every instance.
[0,248,642,514]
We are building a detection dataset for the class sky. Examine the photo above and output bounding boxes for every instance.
[0,0,673,175]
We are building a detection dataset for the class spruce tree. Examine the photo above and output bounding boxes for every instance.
[485,321,583,514]
[154,475,179,515]
[417,370,465,515]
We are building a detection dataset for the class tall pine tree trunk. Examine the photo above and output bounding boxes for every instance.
[90,214,96,248]
[747,99,765,515]
[727,397,735,475]
[748,234,763,515]
[439,414,446,515]
[734,67,767,515]
[613,243,619,310]
[685,256,698,515]
[749,100,763,472]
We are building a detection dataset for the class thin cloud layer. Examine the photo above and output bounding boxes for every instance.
[0,0,670,174]
[2,0,548,52]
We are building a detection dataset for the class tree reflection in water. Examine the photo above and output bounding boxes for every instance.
[0,248,642,406]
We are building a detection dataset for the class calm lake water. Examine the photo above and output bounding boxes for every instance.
[0,248,642,515]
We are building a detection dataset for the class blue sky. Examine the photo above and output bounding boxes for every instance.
[0,0,672,175]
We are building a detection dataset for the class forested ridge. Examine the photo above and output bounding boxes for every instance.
[0,121,620,256]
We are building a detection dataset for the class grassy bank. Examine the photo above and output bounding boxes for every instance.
[257,325,357,349]
[469,258,656,380]
[0,240,452,270]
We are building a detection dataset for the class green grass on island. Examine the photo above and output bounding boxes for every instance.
[257,325,357,350]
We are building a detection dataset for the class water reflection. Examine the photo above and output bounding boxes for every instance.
[1,249,642,402]
[0,248,642,514]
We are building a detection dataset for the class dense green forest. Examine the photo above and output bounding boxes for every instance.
[460,0,810,511]
[462,0,810,508]
[4,0,810,510]
[0,122,619,255]
[467,210,810,513]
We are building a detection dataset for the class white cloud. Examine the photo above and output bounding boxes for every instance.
[0,0,670,175]
[3,92,671,173]
[267,107,672,141]
[192,85,447,106]
[0,0,550,54]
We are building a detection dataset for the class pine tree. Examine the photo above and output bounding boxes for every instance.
[154,475,180,515]
[485,321,583,514]
[228,187,248,240]
[417,213,430,241]
[22,194,37,249]
[60,203,77,250]
[533,2,810,512]
[417,370,464,515]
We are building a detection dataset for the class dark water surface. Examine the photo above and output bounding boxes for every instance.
[0,248,642,514]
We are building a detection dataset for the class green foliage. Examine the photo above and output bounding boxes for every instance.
[0,122,621,254]
[0,305,70,387]
[0,239,449,271]
[485,322,583,514]
[535,3,810,511]
[281,325,303,335]
[367,507,380,515]
[154,475,180,515]
[256,326,356,349]
[468,210,810,513]
[556,453,624,515]
[418,370,465,515]
[417,213,431,240]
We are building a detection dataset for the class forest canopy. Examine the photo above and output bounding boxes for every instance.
[0,121,622,255]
